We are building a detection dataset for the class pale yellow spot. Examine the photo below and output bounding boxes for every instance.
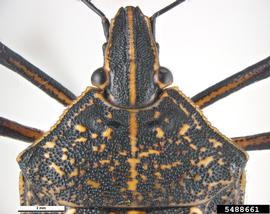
[218,158,225,165]
[155,127,164,138]
[62,148,68,152]
[75,124,87,133]
[61,154,68,161]
[126,211,146,214]
[99,144,106,152]
[65,208,76,214]
[43,141,55,149]
[119,150,128,156]
[191,115,201,130]
[189,144,197,150]
[106,112,112,119]
[189,207,203,214]
[75,137,87,143]
[198,156,214,167]
[139,149,160,158]
[86,179,101,188]
[179,124,190,135]
[92,146,98,152]
[208,168,213,176]
[80,170,86,176]
[50,163,65,176]
[194,174,201,181]
[44,153,50,159]
[99,159,110,165]
[140,174,147,181]
[200,147,207,152]
[70,159,75,165]
[96,119,102,124]
[102,128,113,140]
[184,136,192,142]
[209,138,223,148]
[69,168,78,178]
[160,161,181,170]
[154,172,162,179]
[154,111,161,119]
[91,133,98,139]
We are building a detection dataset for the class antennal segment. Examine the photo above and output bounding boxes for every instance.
[82,0,110,40]
[150,0,186,39]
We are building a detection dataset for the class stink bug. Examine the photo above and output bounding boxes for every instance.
[0,0,270,214]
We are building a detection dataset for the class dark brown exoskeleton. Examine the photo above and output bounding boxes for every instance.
[0,0,270,213]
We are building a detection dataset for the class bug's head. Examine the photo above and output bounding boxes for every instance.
[83,0,186,108]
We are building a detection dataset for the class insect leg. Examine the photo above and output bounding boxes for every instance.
[0,117,44,142]
[191,56,270,109]
[232,132,270,151]
[0,42,76,106]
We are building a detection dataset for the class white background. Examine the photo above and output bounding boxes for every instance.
[0,0,269,213]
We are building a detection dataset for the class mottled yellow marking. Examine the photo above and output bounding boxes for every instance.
[80,169,86,176]
[191,115,201,130]
[155,127,164,138]
[65,208,76,214]
[106,111,113,119]
[200,147,207,152]
[61,154,68,161]
[175,140,181,145]
[100,159,110,165]
[70,159,75,165]
[189,207,203,214]
[50,163,65,176]
[179,124,190,135]
[194,174,201,181]
[91,133,98,139]
[164,117,170,123]
[154,111,161,119]
[184,136,192,142]
[189,144,197,150]
[179,104,190,116]
[75,137,87,143]
[102,128,113,140]
[62,148,68,152]
[127,7,136,105]
[127,158,140,191]
[218,158,225,165]
[154,172,162,179]
[96,118,102,124]
[43,141,55,149]
[69,168,78,178]
[139,149,160,158]
[99,144,106,152]
[209,138,223,148]
[44,153,50,159]
[75,124,87,133]
[143,164,148,170]
[86,179,101,188]
[190,159,196,166]
[198,156,214,167]
[119,150,128,156]
[160,161,181,170]
[140,174,147,181]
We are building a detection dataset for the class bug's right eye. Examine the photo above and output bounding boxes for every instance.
[91,67,107,88]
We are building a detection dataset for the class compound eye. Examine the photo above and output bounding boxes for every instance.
[91,67,107,88]
[155,66,173,88]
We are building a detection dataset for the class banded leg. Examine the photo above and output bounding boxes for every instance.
[232,132,270,151]
[191,56,270,109]
[0,117,44,142]
[0,42,76,106]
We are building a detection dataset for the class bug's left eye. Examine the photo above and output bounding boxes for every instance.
[154,66,173,88]
[91,67,107,88]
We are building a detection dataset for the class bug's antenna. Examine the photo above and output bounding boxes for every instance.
[82,0,110,40]
[150,0,186,39]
